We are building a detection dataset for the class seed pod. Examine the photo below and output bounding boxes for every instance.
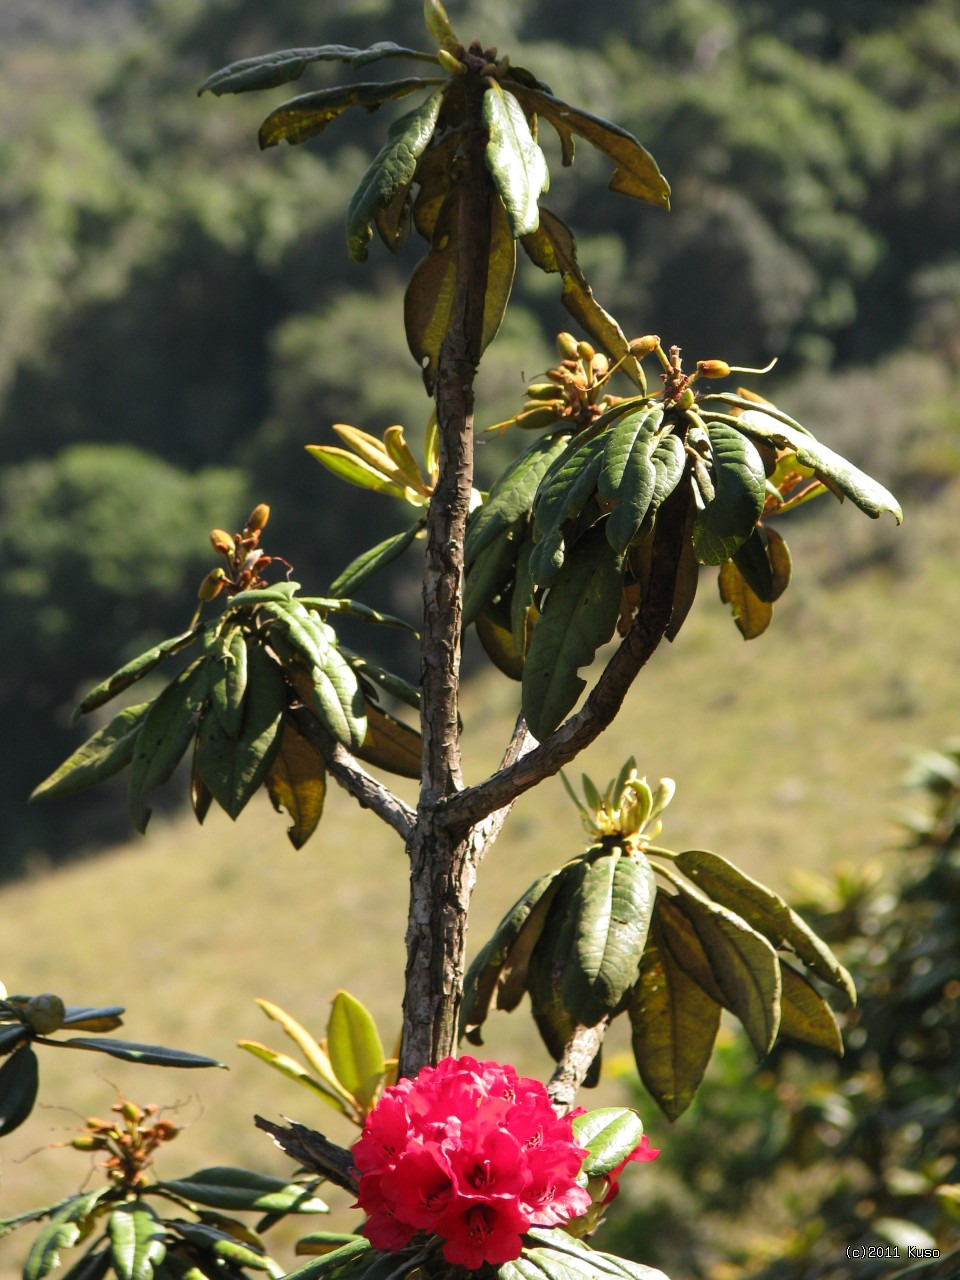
[209,529,235,557]
[514,403,565,430]
[25,994,66,1034]
[70,1134,103,1151]
[525,382,562,401]
[198,567,227,602]
[576,340,596,362]
[629,335,661,357]
[697,360,732,379]
[118,1100,143,1125]
[556,332,580,360]
[590,353,610,380]
[245,503,270,532]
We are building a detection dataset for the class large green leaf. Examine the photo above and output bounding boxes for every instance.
[326,992,385,1112]
[347,89,444,262]
[258,79,440,149]
[208,628,248,740]
[260,600,332,670]
[108,1202,166,1280]
[506,86,670,208]
[523,528,623,741]
[404,186,516,393]
[328,521,424,598]
[520,210,645,389]
[524,1228,669,1280]
[778,964,844,1055]
[195,644,286,821]
[283,1238,372,1280]
[158,1167,327,1214]
[24,1192,111,1280]
[562,851,657,1026]
[734,410,903,523]
[674,848,856,1003]
[31,702,151,802]
[629,913,722,1120]
[463,532,519,627]
[170,1222,282,1277]
[128,659,209,833]
[55,1038,223,1068]
[483,84,549,238]
[691,423,767,566]
[312,646,367,752]
[601,409,666,553]
[199,44,438,96]
[571,1108,645,1177]
[466,433,571,563]
[72,628,203,722]
[529,430,611,587]
[0,1044,39,1136]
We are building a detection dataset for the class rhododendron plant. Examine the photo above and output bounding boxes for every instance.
[353,1057,601,1267]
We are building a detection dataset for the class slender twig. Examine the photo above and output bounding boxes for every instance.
[291,707,415,842]
[547,1019,610,1113]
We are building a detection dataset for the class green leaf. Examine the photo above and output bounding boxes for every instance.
[691,424,767,566]
[208,629,248,740]
[328,521,424,598]
[423,0,459,50]
[236,1041,353,1117]
[266,719,327,850]
[258,80,441,150]
[466,432,571,563]
[199,45,438,96]
[529,429,611,587]
[0,1045,39,1136]
[734,410,903,523]
[306,447,410,500]
[520,210,646,389]
[127,659,209,833]
[194,644,286,821]
[305,598,417,636]
[108,1203,166,1280]
[54,1038,223,1068]
[253,998,355,1108]
[347,89,444,262]
[24,1192,111,1280]
[484,84,549,238]
[326,992,385,1112]
[283,1238,372,1280]
[158,1168,328,1214]
[404,185,516,394]
[295,1234,364,1258]
[673,848,856,1004]
[169,1223,282,1278]
[562,851,657,1025]
[260,599,332,672]
[523,528,623,741]
[506,87,670,209]
[524,1229,669,1280]
[72,628,203,721]
[629,910,722,1120]
[463,533,519,627]
[31,702,151,802]
[601,409,667,553]
[572,1108,645,1177]
[312,646,367,752]
[717,558,772,640]
[778,965,844,1055]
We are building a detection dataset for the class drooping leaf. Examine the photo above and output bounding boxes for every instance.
[734,410,903,523]
[31,702,151,802]
[778,965,844,1055]
[353,703,421,779]
[158,1167,328,1214]
[62,1006,125,1032]
[24,1192,111,1280]
[72,628,203,722]
[523,528,623,741]
[326,992,385,1112]
[58,1247,112,1280]
[310,646,367,752]
[347,89,444,262]
[506,86,670,208]
[718,558,772,640]
[253,999,354,1106]
[128,659,209,833]
[629,915,721,1120]
[328,521,424,598]
[601,409,667,553]
[0,1045,39,1136]
[411,132,459,240]
[562,850,657,1026]
[258,80,441,150]
[571,1108,645,1177]
[169,1222,282,1278]
[463,533,519,627]
[520,210,645,388]
[404,185,516,393]
[54,1038,223,1068]
[483,84,549,238]
[108,1202,166,1280]
[199,45,439,96]
[208,628,248,740]
[476,607,525,679]
[237,1041,353,1117]
[730,526,774,602]
[691,423,767,566]
[266,719,327,849]
[674,848,856,1003]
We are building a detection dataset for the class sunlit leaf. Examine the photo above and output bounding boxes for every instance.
[72,628,203,722]
[55,1038,223,1068]
[483,84,549,238]
[208,629,249,739]
[572,1108,645,1177]
[306,446,409,499]
[529,428,612,587]
[254,999,353,1103]
[691,424,767,566]
[266,719,327,849]
[601,408,667,552]
[108,1202,166,1280]
[158,1167,328,1214]
[466,432,571,564]
[326,992,385,1112]
[347,90,444,262]
[128,659,209,833]
[237,1041,352,1118]
[199,45,438,96]
[258,80,440,150]
[423,0,459,51]
[778,965,844,1055]
[328,521,424,598]
[31,702,151,802]
[24,1192,111,1280]
[718,558,772,640]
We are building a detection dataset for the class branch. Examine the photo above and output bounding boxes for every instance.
[254,1116,359,1194]
[291,706,416,842]
[547,1020,610,1113]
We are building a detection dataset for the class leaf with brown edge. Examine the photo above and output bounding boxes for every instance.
[190,740,214,825]
[404,187,516,393]
[765,526,792,600]
[718,557,773,640]
[507,86,670,209]
[258,79,439,150]
[778,964,844,1055]
[629,922,721,1120]
[521,209,645,389]
[266,719,327,849]
[353,703,421,779]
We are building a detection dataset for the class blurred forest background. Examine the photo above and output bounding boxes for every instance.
[3,0,960,878]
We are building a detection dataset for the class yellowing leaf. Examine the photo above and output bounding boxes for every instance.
[718,557,773,640]
[266,720,327,849]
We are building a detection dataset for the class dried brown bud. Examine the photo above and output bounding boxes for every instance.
[696,359,732,379]
[628,335,661,356]
[209,529,235,557]
[245,503,270,533]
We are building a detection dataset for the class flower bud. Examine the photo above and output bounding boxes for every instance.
[70,1134,103,1151]
[556,332,580,360]
[245,503,270,533]
[628,335,660,356]
[25,994,65,1034]
[696,359,731,379]
[209,529,235,557]
[437,47,466,74]
[576,340,595,362]
[514,404,564,430]
[118,1100,143,1125]
[676,387,696,409]
[590,353,609,379]
[525,382,563,401]
[198,567,227,602]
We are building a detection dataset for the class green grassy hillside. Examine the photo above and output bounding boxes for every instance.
[2,477,958,1276]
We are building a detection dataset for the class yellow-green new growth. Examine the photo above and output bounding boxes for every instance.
[561,757,676,849]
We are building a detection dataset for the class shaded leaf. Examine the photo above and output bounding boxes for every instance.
[128,659,209,833]
[266,719,327,849]
[476,607,525,680]
[529,429,612,587]
[523,528,623,741]
[73,628,203,722]
[466,432,571,562]
[54,1038,223,1068]
[208,629,248,740]
[347,89,444,262]
[169,1223,281,1277]
[62,1006,125,1032]
[572,1108,645,1177]
[31,702,151,802]
[463,533,519,627]
[158,1167,327,1214]
[328,521,424,598]
[0,1045,39,1136]
[258,80,440,150]
[730,526,774,602]
[778,965,844,1055]
[327,992,385,1112]
[483,84,549,238]
[59,1248,112,1280]
[199,45,438,96]
[691,424,766,566]
[718,558,772,640]
[353,703,421,779]
[108,1203,166,1280]
[411,132,459,240]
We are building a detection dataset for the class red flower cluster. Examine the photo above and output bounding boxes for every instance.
[352,1056,593,1268]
